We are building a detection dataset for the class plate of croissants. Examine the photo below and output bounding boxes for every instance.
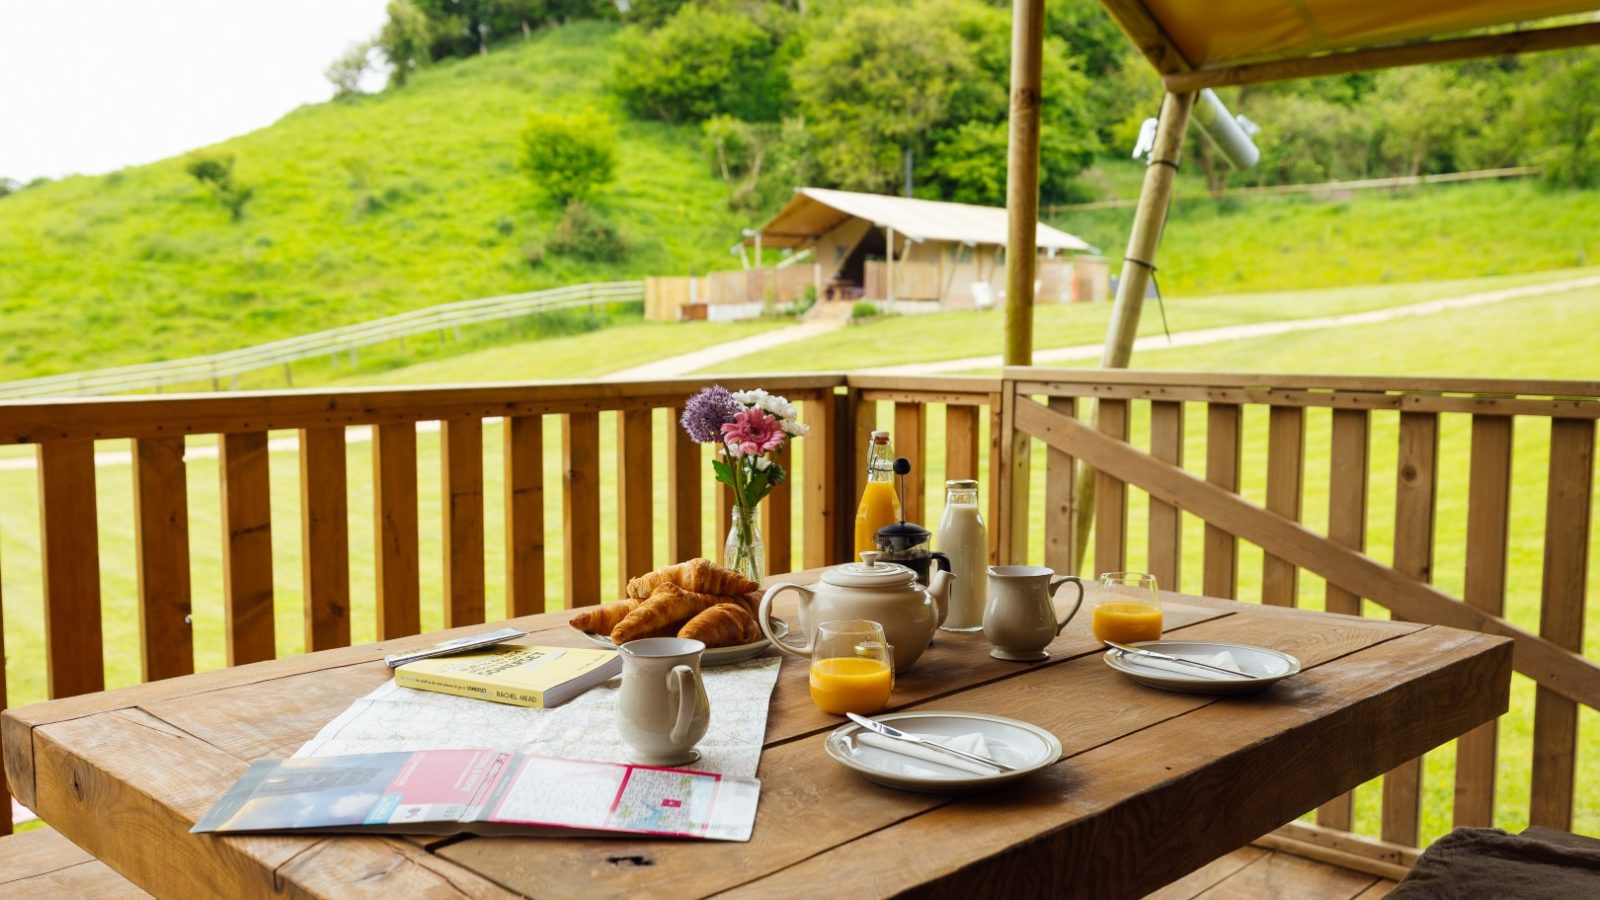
[567,558,785,665]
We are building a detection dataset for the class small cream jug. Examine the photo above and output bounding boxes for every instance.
[616,637,710,766]
[759,551,953,672]
[983,566,1084,661]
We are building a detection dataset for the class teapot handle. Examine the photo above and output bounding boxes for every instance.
[758,583,816,658]
[1050,575,1085,634]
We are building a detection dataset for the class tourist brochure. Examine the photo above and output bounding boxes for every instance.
[191,749,760,842]
[394,644,621,708]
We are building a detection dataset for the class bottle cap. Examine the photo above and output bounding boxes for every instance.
[871,430,889,442]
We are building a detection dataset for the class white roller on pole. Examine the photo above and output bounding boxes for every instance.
[1191,88,1260,170]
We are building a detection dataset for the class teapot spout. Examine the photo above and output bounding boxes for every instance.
[927,569,955,627]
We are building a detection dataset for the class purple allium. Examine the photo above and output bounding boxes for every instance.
[680,385,743,443]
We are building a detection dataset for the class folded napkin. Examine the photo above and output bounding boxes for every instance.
[1118,649,1251,680]
[856,731,1002,776]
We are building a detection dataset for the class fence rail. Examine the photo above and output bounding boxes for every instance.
[0,281,644,400]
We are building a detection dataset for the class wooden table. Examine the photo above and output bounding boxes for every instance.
[3,585,1510,899]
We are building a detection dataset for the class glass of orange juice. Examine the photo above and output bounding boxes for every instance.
[1091,573,1163,644]
[808,620,894,715]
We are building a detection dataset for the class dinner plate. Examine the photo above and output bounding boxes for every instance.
[1103,640,1301,694]
[581,618,785,666]
[824,711,1062,793]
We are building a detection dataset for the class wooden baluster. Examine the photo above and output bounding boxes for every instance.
[1454,414,1513,828]
[1094,399,1129,576]
[1043,397,1078,574]
[999,384,1033,567]
[830,391,855,565]
[988,395,1004,564]
[442,419,485,627]
[133,437,195,680]
[220,432,275,666]
[716,476,734,567]
[1146,401,1185,589]
[617,409,654,593]
[804,391,840,568]
[503,416,545,617]
[667,407,702,564]
[38,441,104,698]
[852,394,878,506]
[894,402,927,524]
[1317,407,1370,831]
[945,404,981,481]
[299,427,350,651]
[1202,404,1243,599]
[1261,406,1306,606]
[1529,417,1594,830]
[763,447,793,575]
[373,423,421,638]
[563,412,602,607]
[1383,410,1439,847]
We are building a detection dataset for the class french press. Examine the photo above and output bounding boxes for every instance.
[873,457,951,587]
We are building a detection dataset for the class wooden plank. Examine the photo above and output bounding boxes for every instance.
[218,432,274,667]
[1144,846,1267,900]
[372,423,420,638]
[1013,398,1600,710]
[1454,414,1513,827]
[1203,404,1242,598]
[1005,366,1600,400]
[132,437,194,681]
[1318,407,1370,830]
[0,827,149,896]
[1261,406,1306,606]
[852,394,877,506]
[1383,410,1438,847]
[1146,400,1184,589]
[666,408,702,564]
[1043,396,1078,574]
[442,418,485,627]
[562,412,602,608]
[945,404,982,481]
[1099,0,1193,75]
[988,395,1004,564]
[616,409,653,593]
[1529,418,1594,831]
[1266,821,1421,878]
[762,447,793,575]
[1094,398,1129,576]
[804,392,839,569]
[998,383,1033,566]
[1210,847,1382,896]
[38,441,104,699]
[893,402,927,525]
[298,427,350,652]
[1163,21,1600,93]
[715,475,734,567]
[502,416,545,617]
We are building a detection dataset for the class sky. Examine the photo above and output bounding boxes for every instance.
[0,0,391,183]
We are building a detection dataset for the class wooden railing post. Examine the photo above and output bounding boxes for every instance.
[616,409,653,593]
[666,408,702,565]
[563,412,602,608]
[1094,399,1130,576]
[1317,407,1370,831]
[373,423,421,638]
[1202,404,1243,598]
[894,402,928,525]
[134,437,195,680]
[762,446,793,575]
[300,428,350,651]
[1146,401,1185,588]
[998,377,1032,565]
[1042,396,1078,574]
[220,432,275,666]
[503,416,546,617]
[1262,406,1306,606]
[442,418,486,627]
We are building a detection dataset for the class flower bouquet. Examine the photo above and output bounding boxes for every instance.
[680,386,809,581]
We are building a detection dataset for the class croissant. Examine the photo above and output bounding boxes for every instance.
[626,558,760,600]
[610,583,724,645]
[679,602,760,648]
[568,598,640,635]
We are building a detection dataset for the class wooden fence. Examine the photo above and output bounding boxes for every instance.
[645,266,818,321]
[0,370,1595,879]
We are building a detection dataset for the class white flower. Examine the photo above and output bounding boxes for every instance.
[754,456,772,470]
[781,419,810,437]
[723,439,742,456]
[731,388,767,409]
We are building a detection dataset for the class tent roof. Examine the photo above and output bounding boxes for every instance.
[1101,1,1600,89]
[755,188,1095,253]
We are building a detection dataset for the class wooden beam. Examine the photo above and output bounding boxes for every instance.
[1163,22,1600,93]
[1002,0,1045,367]
[1099,0,1193,75]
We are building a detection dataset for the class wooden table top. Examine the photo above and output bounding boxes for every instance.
[3,584,1511,899]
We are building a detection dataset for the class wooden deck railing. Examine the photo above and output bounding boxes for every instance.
[1,369,1594,878]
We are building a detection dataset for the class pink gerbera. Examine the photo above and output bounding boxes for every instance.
[721,408,786,456]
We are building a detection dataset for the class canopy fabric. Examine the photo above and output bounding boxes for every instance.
[756,187,1094,252]
[1106,0,1600,72]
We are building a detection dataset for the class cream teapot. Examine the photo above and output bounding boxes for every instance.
[758,552,953,672]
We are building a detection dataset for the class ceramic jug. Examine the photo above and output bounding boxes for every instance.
[616,637,710,766]
[983,566,1084,661]
[759,551,953,672]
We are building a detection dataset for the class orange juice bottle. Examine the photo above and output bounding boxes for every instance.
[853,431,902,555]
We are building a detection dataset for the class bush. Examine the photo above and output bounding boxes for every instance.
[545,201,627,261]
[184,152,254,222]
[850,300,880,320]
[521,243,545,268]
[612,5,791,123]
[325,41,375,98]
[795,284,817,316]
[519,110,618,203]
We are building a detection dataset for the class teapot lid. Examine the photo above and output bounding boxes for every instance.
[823,551,919,589]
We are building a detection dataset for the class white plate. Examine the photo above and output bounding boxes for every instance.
[581,618,785,666]
[824,711,1062,793]
[1104,640,1301,694]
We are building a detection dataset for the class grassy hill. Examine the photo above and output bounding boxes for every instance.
[0,21,742,380]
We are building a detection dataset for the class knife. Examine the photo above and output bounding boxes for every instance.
[1103,640,1251,678]
[845,713,1016,772]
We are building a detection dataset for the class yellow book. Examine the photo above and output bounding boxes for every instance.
[394,645,621,708]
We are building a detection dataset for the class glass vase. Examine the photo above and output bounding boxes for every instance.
[724,505,766,583]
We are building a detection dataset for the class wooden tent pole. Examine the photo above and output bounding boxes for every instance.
[1002,0,1045,367]
[1072,90,1195,567]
